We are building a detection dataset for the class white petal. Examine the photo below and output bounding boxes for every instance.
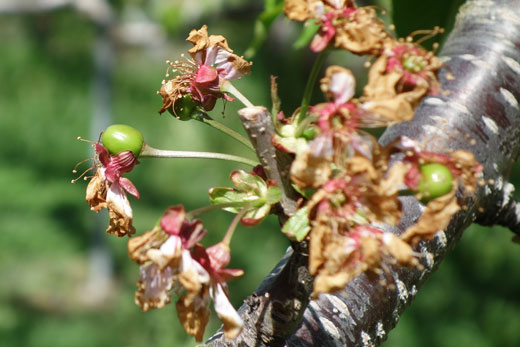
[160,235,182,257]
[106,182,132,218]
[211,283,243,339]
[180,249,210,285]
[330,71,355,104]
[204,46,219,66]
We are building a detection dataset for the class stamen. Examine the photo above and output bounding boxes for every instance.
[76,136,95,144]
[409,26,445,45]
[71,166,94,183]
[72,158,93,173]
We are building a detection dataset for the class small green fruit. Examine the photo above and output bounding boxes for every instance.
[418,163,454,202]
[102,124,144,157]
[173,94,199,121]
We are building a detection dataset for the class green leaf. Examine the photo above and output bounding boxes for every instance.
[291,183,316,200]
[242,204,272,226]
[230,170,267,195]
[282,206,311,241]
[265,186,282,205]
[244,0,285,59]
[208,187,249,213]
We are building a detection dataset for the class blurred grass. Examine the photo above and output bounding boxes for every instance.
[0,2,519,347]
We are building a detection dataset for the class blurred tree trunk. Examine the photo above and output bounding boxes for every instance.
[206,0,520,346]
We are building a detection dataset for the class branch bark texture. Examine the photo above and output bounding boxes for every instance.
[207,0,520,345]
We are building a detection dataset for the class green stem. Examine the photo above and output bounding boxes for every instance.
[198,117,256,153]
[221,80,255,108]
[222,203,252,246]
[140,144,259,167]
[186,200,253,219]
[297,50,329,123]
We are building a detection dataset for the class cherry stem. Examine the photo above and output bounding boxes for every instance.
[140,143,259,167]
[221,80,255,108]
[199,116,256,153]
[222,203,252,246]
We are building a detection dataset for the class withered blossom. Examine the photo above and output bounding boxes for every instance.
[284,0,391,54]
[310,223,417,294]
[393,137,482,244]
[159,25,252,114]
[128,206,243,341]
[85,144,139,237]
[362,42,442,123]
[128,206,207,311]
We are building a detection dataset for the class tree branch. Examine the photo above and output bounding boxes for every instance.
[207,0,520,345]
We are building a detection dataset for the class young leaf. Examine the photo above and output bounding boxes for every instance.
[282,206,311,241]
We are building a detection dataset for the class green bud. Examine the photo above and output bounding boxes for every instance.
[302,127,317,141]
[418,163,454,202]
[101,124,144,157]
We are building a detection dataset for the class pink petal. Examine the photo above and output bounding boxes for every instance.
[195,64,219,84]
[161,205,186,236]
[119,177,140,199]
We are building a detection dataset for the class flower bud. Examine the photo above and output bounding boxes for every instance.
[102,124,144,157]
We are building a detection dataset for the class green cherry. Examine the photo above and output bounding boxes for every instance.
[101,124,144,157]
[172,94,199,121]
[418,163,454,202]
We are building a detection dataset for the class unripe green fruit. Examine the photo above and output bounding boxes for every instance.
[102,124,144,157]
[418,163,454,202]
[173,94,199,121]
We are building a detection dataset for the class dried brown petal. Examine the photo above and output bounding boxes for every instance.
[382,233,417,266]
[290,148,332,189]
[450,150,482,193]
[333,7,391,55]
[106,196,136,237]
[186,25,252,77]
[401,190,459,245]
[363,55,428,123]
[128,229,162,263]
[283,0,315,21]
[176,297,211,342]
[86,169,107,212]
[187,25,231,55]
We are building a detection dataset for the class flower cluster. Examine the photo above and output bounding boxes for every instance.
[278,0,480,295]
[73,0,484,342]
[128,206,244,341]
[159,25,252,115]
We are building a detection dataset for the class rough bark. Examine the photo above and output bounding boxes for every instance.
[206,0,520,346]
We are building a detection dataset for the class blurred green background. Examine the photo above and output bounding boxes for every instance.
[0,0,519,346]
